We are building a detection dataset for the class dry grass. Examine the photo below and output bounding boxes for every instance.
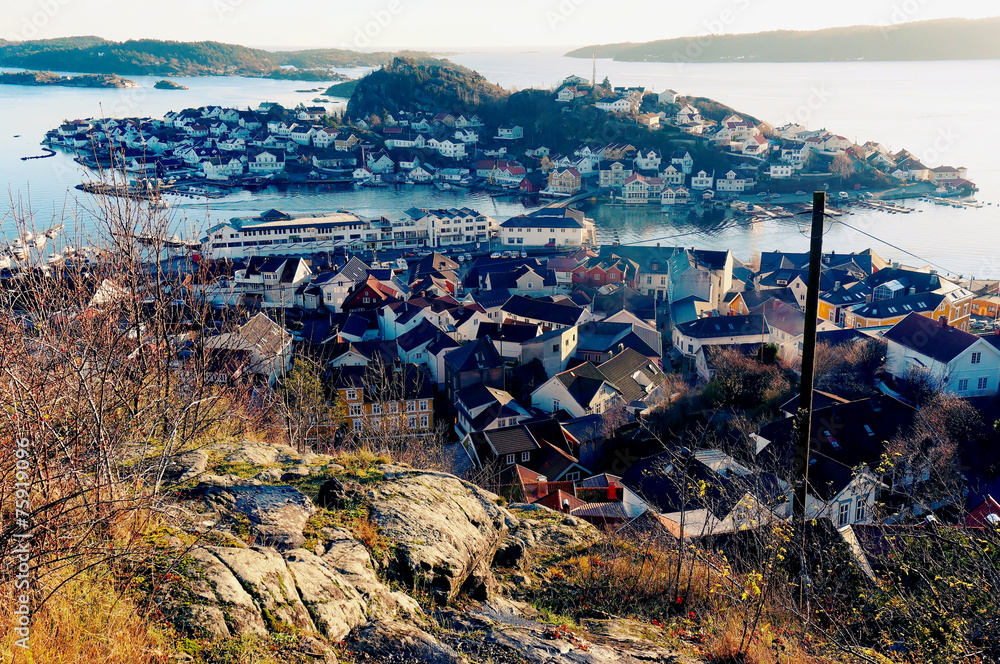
[0,567,173,664]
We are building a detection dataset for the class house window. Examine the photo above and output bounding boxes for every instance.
[979,377,989,390]
[407,416,417,427]
[346,389,358,401]
[521,451,530,462]
[349,404,363,417]
[388,402,398,413]
[371,403,382,415]
[353,419,364,432]
[552,343,560,352]
[958,379,969,391]
[660,277,666,286]
[838,502,850,526]
[564,471,580,482]
[419,414,429,428]
[419,400,428,411]
[406,400,416,412]
[553,399,560,411]
[646,276,652,285]
[505,454,515,465]
[971,352,982,365]
[856,501,866,522]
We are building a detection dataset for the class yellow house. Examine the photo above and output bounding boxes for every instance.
[844,288,973,332]
[818,287,868,326]
[333,364,434,436]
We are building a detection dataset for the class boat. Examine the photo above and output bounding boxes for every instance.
[43,224,64,239]
[8,240,27,260]
[435,182,452,191]
[46,252,64,265]
[393,257,408,271]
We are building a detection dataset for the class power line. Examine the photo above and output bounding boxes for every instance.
[835,219,962,278]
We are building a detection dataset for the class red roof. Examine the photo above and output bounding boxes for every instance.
[532,489,585,513]
[966,495,1000,528]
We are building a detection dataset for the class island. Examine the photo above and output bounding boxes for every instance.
[0,70,137,88]
[0,36,430,81]
[567,16,1000,63]
[154,79,188,90]
[322,79,359,98]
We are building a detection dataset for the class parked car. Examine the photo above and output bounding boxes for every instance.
[795,191,807,196]
[838,192,850,199]
[502,250,513,258]
[463,253,472,261]
[520,251,528,258]
[490,252,501,259]
[457,254,465,262]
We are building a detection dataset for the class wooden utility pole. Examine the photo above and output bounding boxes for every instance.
[794,191,826,517]
[794,191,825,603]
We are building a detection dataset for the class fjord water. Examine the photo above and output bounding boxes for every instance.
[0,53,997,276]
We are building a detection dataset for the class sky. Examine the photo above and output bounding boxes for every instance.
[2,0,999,50]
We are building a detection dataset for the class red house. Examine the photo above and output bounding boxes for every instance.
[342,275,402,311]
[571,255,639,289]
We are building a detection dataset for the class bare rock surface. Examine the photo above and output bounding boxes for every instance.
[369,467,511,603]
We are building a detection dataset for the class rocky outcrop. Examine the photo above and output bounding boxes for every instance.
[164,450,690,663]
[193,483,315,549]
[368,467,513,604]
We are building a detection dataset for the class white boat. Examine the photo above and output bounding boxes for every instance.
[8,241,27,260]
[47,252,64,265]
[43,224,64,239]
[434,182,452,191]
[0,254,11,270]
[393,257,408,271]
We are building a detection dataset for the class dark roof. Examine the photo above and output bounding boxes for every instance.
[597,348,666,404]
[737,288,798,310]
[477,322,540,344]
[863,266,943,294]
[676,314,769,339]
[502,294,585,327]
[882,312,979,363]
[554,363,615,408]
[500,208,588,229]
[591,286,656,319]
[816,328,871,346]
[444,336,503,372]
[850,292,944,321]
[330,362,432,401]
[756,395,916,501]
[397,319,440,352]
[472,288,513,310]
[473,424,541,456]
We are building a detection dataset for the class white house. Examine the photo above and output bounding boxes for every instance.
[496,125,524,140]
[883,312,1000,396]
[690,170,714,190]
[769,164,794,179]
[658,89,679,104]
[715,170,749,193]
[248,150,284,174]
[499,209,595,248]
[531,363,622,417]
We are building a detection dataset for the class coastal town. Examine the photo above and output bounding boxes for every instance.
[43,70,977,213]
[12,68,997,545]
[5,17,1000,663]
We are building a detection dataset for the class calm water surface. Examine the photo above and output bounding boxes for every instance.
[0,54,998,277]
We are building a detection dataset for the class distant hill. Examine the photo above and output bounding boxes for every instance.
[567,17,1000,63]
[0,37,419,79]
[347,56,510,119]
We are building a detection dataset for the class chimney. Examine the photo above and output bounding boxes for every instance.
[607,482,617,500]
[909,287,916,296]
[865,294,872,304]
[939,315,948,328]
[834,281,841,290]
[561,498,571,512]
[536,475,548,497]
[892,261,900,269]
